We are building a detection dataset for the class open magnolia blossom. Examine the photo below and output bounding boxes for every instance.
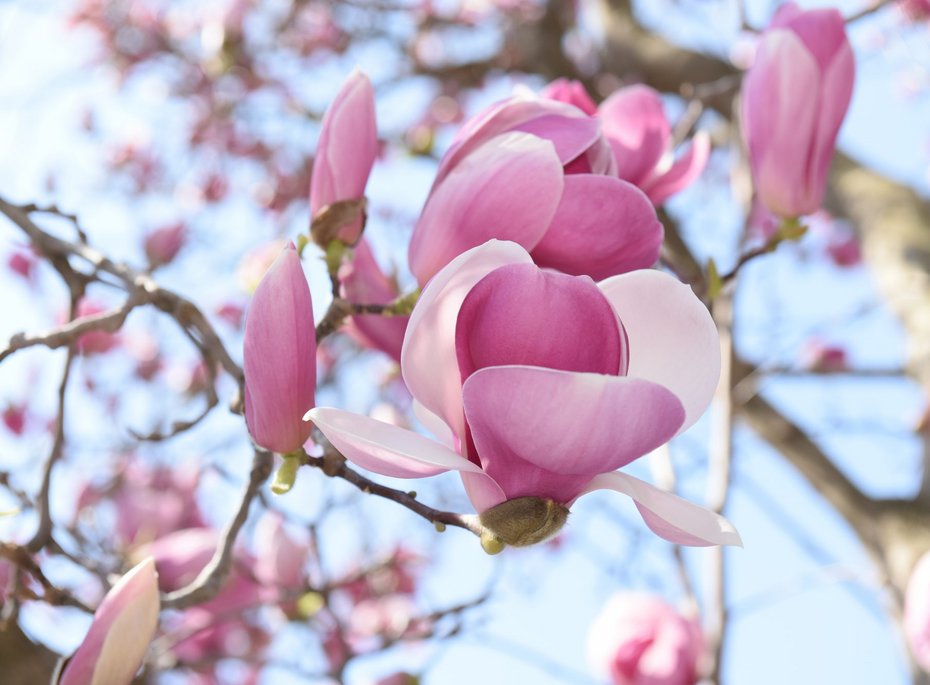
[307,241,740,551]
[541,79,710,206]
[408,94,662,285]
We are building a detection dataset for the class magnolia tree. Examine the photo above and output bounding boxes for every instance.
[1,0,930,683]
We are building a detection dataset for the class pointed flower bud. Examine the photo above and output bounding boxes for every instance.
[244,242,316,454]
[310,69,378,245]
[741,3,855,218]
[143,222,186,268]
[58,557,160,685]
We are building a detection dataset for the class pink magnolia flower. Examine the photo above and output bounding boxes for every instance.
[307,241,740,549]
[543,80,710,206]
[58,557,160,685]
[596,86,710,206]
[309,69,378,244]
[243,242,316,454]
[143,222,186,267]
[339,239,409,362]
[587,593,704,685]
[906,550,930,670]
[408,95,662,285]
[741,3,855,218]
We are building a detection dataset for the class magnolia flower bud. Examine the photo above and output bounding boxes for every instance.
[57,557,160,685]
[243,242,316,454]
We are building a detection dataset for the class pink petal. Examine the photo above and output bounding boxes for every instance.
[598,85,670,187]
[401,240,533,443]
[59,558,160,685]
[540,78,598,115]
[438,97,600,182]
[580,471,742,546]
[462,366,684,503]
[598,270,719,434]
[772,4,847,72]
[310,69,378,217]
[741,30,820,216]
[460,470,508,512]
[340,239,409,362]
[412,399,456,449]
[531,175,663,280]
[243,243,316,454]
[642,130,711,205]
[455,263,625,380]
[409,132,563,285]
[306,407,484,478]
[806,41,854,213]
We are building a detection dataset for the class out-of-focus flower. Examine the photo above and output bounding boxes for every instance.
[72,299,121,356]
[900,0,930,20]
[339,239,409,361]
[8,250,35,280]
[310,69,378,244]
[373,673,418,685]
[75,459,203,547]
[587,593,704,685]
[215,301,245,328]
[798,339,848,373]
[545,82,710,206]
[824,226,862,268]
[409,95,662,284]
[308,241,740,550]
[254,512,308,590]
[58,558,160,685]
[906,550,930,670]
[741,3,854,218]
[2,403,27,435]
[243,242,316,454]
[237,240,285,294]
[143,222,187,267]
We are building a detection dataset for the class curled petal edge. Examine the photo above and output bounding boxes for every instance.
[578,471,742,547]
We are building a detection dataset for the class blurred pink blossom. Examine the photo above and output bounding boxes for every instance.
[143,222,187,267]
[587,593,704,685]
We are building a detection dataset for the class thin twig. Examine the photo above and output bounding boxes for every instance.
[302,445,484,538]
[161,449,274,609]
